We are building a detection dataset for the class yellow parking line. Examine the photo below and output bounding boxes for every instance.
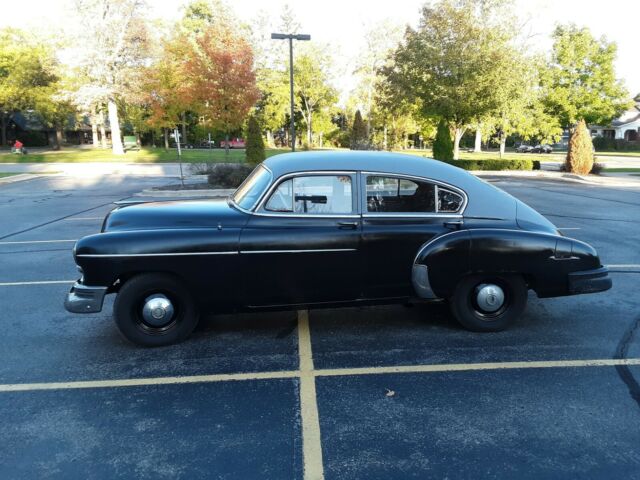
[0,239,76,245]
[0,280,75,286]
[314,358,640,378]
[0,370,299,392]
[297,310,325,480]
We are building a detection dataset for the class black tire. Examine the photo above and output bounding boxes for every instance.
[113,273,199,347]
[450,274,527,332]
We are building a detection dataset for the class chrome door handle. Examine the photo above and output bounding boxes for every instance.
[337,221,358,230]
[443,220,464,230]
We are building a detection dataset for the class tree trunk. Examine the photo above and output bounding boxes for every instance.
[99,109,108,149]
[91,116,99,147]
[224,133,230,159]
[266,130,273,147]
[48,130,60,150]
[107,99,124,155]
[56,128,64,148]
[307,112,312,146]
[453,127,466,160]
[474,128,482,153]
[135,132,141,147]
[181,112,187,145]
[499,133,506,158]
[383,125,388,151]
[163,128,169,150]
[0,114,7,146]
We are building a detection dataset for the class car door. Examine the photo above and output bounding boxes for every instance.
[360,172,466,299]
[240,172,361,306]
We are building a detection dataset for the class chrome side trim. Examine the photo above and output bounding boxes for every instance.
[362,213,462,219]
[77,251,238,258]
[240,248,356,254]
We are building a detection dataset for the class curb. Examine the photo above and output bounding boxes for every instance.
[474,170,640,187]
[135,188,235,198]
[0,174,41,185]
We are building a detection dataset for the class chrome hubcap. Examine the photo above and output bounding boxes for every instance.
[475,284,505,313]
[142,294,174,327]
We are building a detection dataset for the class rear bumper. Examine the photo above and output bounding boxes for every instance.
[64,281,108,313]
[568,267,612,295]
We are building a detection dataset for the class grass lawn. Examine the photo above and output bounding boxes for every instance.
[602,168,640,173]
[0,172,21,178]
[594,151,640,158]
[0,147,288,164]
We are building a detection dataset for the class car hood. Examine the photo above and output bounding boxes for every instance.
[102,199,248,232]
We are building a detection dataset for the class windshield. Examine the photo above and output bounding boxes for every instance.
[232,164,272,210]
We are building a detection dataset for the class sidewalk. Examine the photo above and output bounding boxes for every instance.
[0,162,186,176]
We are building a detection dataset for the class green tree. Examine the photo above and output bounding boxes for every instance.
[566,119,593,174]
[541,25,630,128]
[384,0,522,159]
[432,119,453,161]
[245,116,265,164]
[350,109,368,150]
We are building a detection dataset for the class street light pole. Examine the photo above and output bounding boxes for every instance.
[271,33,311,152]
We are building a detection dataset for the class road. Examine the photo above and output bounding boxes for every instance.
[0,174,639,479]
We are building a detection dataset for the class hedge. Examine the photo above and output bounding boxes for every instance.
[441,158,534,171]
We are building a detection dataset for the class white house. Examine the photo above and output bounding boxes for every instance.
[590,97,640,141]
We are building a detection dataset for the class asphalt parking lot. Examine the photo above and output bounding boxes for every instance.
[0,174,639,479]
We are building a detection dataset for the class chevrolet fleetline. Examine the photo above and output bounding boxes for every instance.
[65,152,611,346]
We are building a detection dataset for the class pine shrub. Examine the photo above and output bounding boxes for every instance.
[350,110,369,150]
[245,116,265,164]
[566,119,594,174]
[432,119,454,161]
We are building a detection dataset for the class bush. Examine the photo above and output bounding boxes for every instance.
[592,136,640,152]
[590,162,605,174]
[532,160,541,170]
[566,120,594,174]
[432,119,454,161]
[440,158,534,171]
[245,116,265,164]
[350,110,370,150]
[197,163,254,188]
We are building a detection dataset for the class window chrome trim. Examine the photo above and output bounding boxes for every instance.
[77,252,238,258]
[254,170,359,217]
[230,164,273,212]
[240,248,356,254]
[361,171,468,215]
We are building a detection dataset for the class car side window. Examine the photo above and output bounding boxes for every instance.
[265,175,355,215]
[438,187,463,213]
[366,176,436,213]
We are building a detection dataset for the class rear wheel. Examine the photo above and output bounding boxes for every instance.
[450,274,527,332]
[114,273,199,347]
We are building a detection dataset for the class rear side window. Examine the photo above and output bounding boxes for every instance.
[437,187,464,212]
[265,175,355,214]
[366,176,435,213]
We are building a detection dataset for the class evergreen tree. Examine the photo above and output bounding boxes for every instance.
[432,119,454,161]
[350,110,368,150]
[245,116,265,164]
[566,119,594,174]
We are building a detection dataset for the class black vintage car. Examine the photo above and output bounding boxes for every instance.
[64,152,611,346]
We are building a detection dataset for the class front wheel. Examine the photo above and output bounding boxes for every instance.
[114,273,199,347]
[449,274,527,332]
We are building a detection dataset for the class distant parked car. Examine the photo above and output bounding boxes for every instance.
[531,144,553,154]
[516,144,534,153]
[199,140,215,148]
[220,138,246,149]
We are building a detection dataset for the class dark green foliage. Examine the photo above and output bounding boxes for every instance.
[350,110,369,150]
[245,116,265,164]
[439,158,534,171]
[432,119,454,161]
[592,137,640,151]
[566,119,594,174]
[206,163,254,187]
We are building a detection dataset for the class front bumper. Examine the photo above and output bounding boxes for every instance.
[64,281,108,313]
[568,266,612,295]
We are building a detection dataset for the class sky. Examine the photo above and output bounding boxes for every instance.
[2,0,639,102]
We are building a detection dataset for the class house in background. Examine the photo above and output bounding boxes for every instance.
[590,96,640,141]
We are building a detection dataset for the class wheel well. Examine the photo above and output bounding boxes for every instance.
[109,271,186,293]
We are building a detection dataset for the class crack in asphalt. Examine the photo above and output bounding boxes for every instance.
[614,315,640,409]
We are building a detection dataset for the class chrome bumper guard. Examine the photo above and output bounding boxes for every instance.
[64,281,108,313]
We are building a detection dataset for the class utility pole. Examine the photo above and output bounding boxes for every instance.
[271,33,311,152]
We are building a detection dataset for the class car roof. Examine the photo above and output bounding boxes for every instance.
[264,151,470,183]
[262,151,518,219]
